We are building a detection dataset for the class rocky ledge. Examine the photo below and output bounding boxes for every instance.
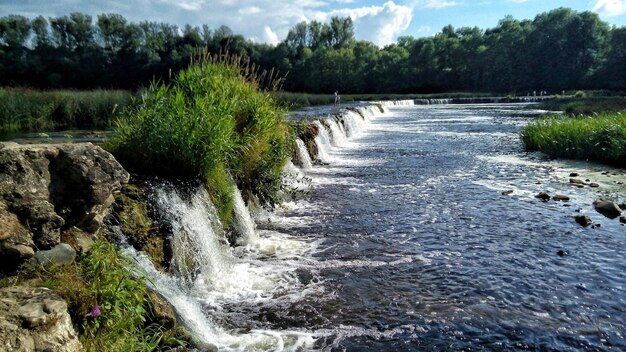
[0,142,129,271]
[0,286,82,352]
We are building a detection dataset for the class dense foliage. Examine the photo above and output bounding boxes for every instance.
[0,8,624,94]
[0,88,132,132]
[521,112,626,165]
[107,54,292,222]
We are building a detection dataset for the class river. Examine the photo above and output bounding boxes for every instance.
[132,102,626,351]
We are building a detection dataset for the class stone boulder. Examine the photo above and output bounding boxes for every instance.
[0,142,128,269]
[0,286,82,352]
[593,200,623,219]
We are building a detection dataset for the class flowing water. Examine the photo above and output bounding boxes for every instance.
[129,102,626,351]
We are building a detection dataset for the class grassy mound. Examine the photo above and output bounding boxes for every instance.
[521,112,626,165]
[107,55,293,223]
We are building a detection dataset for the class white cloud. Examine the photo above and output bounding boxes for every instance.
[327,1,414,46]
[592,0,626,17]
[262,26,280,45]
[0,0,418,46]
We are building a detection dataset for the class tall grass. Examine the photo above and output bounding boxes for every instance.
[107,53,292,223]
[0,88,133,133]
[521,112,626,165]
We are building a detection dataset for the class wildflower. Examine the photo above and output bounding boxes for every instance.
[91,304,101,318]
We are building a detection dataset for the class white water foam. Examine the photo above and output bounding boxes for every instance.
[295,138,313,169]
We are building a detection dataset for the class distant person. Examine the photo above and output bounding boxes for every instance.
[334,91,340,105]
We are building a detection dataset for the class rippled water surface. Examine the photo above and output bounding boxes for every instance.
[257,104,626,351]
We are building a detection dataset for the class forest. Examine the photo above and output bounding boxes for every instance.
[0,7,625,94]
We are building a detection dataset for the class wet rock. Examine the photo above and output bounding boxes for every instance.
[147,291,177,329]
[591,223,602,229]
[569,178,585,185]
[575,215,592,227]
[569,172,579,177]
[557,250,568,256]
[552,195,570,202]
[32,243,76,266]
[502,190,514,195]
[620,216,626,224]
[589,183,600,188]
[535,192,550,201]
[0,286,82,352]
[619,203,626,210]
[593,200,623,219]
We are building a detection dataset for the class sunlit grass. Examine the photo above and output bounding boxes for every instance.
[521,112,626,165]
[107,52,293,223]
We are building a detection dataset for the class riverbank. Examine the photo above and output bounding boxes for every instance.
[522,94,626,165]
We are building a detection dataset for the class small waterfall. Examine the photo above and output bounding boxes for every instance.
[294,138,313,169]
[313,121,332,162]
[326,118,348,147]
[340,110,368,138]
[157,187,234,285]
[232,186,259,246]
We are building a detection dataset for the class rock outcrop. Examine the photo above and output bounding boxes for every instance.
[0,286,82,352]
[593,200,623,219]
[0,142,129,270]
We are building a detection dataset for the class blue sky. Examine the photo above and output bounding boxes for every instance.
[1,0,625,46]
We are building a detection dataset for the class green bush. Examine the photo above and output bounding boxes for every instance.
[107,55,293,223]
[0,88,133,133]
[521,112,626,165]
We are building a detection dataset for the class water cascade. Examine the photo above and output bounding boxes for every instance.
[313,121,333,163]
[325,118,348,147]
[129,185,315,350]
[232,186,259,246]
[294,138,313,169]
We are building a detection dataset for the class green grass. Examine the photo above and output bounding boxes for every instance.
[0,88,133,133]
[107,54,293,223]
[521,112,626,165]
[1,240,189,351]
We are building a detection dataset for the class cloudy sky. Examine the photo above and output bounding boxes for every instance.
[1,0,625,46]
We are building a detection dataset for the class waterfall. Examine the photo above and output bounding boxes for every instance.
[130,185,314,350]
[340,110,368,138]
[294,138,313,169]
[313,121,332,163]
[232,186,259,246]
[325,118,348,147]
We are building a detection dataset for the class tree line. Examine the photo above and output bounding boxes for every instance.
[0,8,624,93]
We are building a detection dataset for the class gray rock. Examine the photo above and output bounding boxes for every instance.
[0,143,128,268]
[575,215,592,227]
[502,190,514,195]
[552,195,570,202]
[32,243,76,266]
[0,286,82,352]
[589,183,600,188]
[535,192,550,201]
[569,178,585,185]
[569,172,579,177]
[593,200,623,219]
[620,216,626,224]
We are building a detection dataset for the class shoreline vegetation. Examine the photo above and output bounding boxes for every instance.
[523,95,626,165]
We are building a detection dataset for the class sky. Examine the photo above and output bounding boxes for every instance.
[1,0,625,46]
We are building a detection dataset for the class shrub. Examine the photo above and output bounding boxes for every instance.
[107,54,293,223]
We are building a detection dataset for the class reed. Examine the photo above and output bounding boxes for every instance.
[108,52,292,223]
[521,112,626,165]
[0,88,133,133]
